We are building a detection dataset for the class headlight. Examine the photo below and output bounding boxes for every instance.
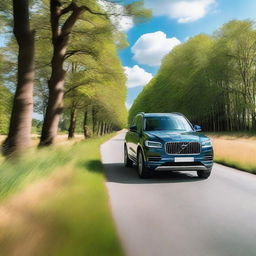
[201,139,212,148]
[145,140,162,148]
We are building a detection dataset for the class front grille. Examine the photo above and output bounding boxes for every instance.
[165,142,201,155]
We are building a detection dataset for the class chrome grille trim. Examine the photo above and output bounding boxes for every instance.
[165,142,201,155]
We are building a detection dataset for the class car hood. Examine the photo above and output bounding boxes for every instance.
[144,130,210,143]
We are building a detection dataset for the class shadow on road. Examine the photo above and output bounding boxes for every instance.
[81,160,103,173]
[103,162,201,184]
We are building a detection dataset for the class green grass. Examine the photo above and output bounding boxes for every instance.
[214,157,256,174]
[205,132,256,174]
[0,134,123,256]
[0,144,74,201]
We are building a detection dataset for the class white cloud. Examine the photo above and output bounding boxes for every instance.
[98,0,134,31]
[131,31,181,67]
[124,65,153,88]
[145,0,216,23]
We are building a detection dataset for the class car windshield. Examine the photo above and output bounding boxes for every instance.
[145,115,193,132]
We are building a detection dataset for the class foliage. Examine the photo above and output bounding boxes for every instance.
[0,53,12,135]
[0,134,123,256]
[0,0,151,147]
[0,86,12,134]
[31,0,133,137]
[129,20,256,132]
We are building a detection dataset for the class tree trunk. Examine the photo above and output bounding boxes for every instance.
[68,104,77,139]
[40,62,65,145]
[100,121,104,136]
[102,122,106,135]
[252,112,256,130]
[96,122,100,136]
[2,0,35,156]
[40,0,83,146]
[83,110,89,138]
[106,122,110,133]
[92,107,97,135]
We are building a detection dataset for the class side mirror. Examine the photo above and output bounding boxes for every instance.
[129,125,137,132]
[194,125,202,132]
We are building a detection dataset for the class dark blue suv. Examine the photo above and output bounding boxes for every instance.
[124,113,213,178]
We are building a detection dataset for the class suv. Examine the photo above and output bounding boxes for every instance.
[124,113,213,178]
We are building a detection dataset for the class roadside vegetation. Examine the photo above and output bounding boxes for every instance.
[209,134,256,174]
[0,134,123,256]
[129,20,256,132]
[0,0,151,155]
[0,1,151,255]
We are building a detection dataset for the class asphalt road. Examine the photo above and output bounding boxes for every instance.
[101,132,256,256]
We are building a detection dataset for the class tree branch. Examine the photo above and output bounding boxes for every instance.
[60,2,75,16]
[64,49,97,60]
[50,0,62,44]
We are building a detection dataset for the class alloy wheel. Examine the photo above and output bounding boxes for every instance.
[138,152,143,175]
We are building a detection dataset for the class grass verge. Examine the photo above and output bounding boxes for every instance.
[214,157,256,174]
[0,134,123,256]
[208,134,256,174]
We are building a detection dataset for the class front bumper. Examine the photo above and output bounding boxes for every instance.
[155,165,209,171]
[144,146,213,171]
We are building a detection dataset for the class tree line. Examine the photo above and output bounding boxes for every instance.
[0,0,151,156]
[129,20,256,132]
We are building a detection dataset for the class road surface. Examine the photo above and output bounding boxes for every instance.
[101,132,256,256]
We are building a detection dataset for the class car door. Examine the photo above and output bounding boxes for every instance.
[130,115,143,159]
[126,117,137,159]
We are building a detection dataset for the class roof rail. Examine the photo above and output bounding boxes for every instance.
[171,112,184,116]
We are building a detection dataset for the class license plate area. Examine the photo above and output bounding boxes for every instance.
[174,157,194,163]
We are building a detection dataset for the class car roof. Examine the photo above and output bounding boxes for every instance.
[137,112,183,118]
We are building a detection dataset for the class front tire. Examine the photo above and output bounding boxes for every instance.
[124,145,133,167]
[137,150,151,178]
[197,169,211,179]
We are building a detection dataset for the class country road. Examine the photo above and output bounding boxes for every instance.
[101,132,256,256]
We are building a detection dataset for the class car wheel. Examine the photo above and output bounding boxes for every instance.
[124,145,133,167]
[197,169,211,179]
[137,150,151,178]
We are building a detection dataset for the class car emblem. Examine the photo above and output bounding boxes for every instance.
[181,143,188,149]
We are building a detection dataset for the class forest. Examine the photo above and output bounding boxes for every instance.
[0,0,150,156]
[129,20,256,132]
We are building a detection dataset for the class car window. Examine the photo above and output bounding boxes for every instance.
[131,117,136,126]
[136,115,143,132]
[145,116,193,131]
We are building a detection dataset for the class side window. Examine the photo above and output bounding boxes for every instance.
[136,116,143,132]
[132,117,137,126]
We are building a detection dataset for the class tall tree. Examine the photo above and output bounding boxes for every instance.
[129,20,256,132]
[39,0,150,146]
[2,0,35,156]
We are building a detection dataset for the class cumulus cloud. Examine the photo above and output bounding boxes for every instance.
[145,0,216,23]
[124,65,153,88]
[98,0,134,31]
[131,31,181,67]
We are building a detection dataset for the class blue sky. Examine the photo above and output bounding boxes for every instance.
[120,0,256,108]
